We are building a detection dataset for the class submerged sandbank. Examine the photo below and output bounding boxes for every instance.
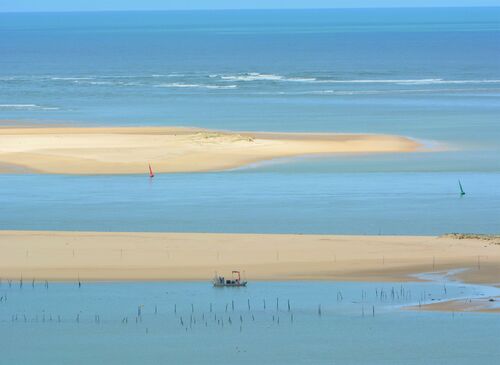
[0,126,421,174]
[406,296,500,313]
[0,231,498,284]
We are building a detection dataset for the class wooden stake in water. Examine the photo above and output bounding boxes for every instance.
[337,291,343,301]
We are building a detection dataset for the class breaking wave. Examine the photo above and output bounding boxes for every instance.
[155,83,237,89]
[0,104,59,110]
[198,73,500,85]
[216,73,316,82]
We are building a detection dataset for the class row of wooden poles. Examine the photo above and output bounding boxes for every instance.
[2,283,454,330]
[2,276,459,333]
[1,277,448,305]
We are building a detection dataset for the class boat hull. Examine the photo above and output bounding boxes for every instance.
[213,282,247,288]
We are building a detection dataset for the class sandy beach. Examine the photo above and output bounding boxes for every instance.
[0,231,498,284]
[0,126,420,174]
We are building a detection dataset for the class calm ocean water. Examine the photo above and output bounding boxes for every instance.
[1,280,499,365]
[0,172,499,234]
[0,8,499,232]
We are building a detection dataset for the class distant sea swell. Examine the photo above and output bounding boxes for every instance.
[2,72,499,112]
[2,72,500,87]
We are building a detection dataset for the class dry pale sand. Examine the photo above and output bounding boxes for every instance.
[0,126,420,174]
[0,231,498,285]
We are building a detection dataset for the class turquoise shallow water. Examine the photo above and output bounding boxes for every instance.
[0,172,498,234]
[1,279,499,365]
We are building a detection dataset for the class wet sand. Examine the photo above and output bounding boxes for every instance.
[406,297,500,313]
[0,231,498,284]
[0,126,421,174]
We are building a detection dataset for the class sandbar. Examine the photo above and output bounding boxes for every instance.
[0,231,498,284]
[406,297,500,313]
[0,126,421,174]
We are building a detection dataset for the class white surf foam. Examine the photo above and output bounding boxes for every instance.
[284,87,500,96]
[51,77,95,81]
[0,104,59,110]
[313,78,500,85]
[151,74,185,78]
[220,73,284,81]
[155,83,237,89]
[211,73,500,85]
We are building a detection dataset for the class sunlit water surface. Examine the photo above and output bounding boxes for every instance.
[1,279,499,365]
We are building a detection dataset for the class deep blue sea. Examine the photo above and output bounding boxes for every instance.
[0,8,499,233]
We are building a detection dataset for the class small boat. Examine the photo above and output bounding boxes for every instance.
[213,271,247,287]
[149,163,154,178]
[458,180,465,196]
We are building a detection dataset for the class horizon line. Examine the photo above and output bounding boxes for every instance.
[1,5,499,14]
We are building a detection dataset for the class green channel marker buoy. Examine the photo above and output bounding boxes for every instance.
[458,180,466,196]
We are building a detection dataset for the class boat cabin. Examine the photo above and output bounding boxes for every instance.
[213,271,247,287]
